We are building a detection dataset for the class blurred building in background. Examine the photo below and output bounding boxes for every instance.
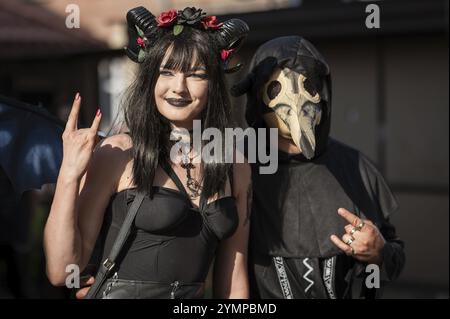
[0,0,448,298]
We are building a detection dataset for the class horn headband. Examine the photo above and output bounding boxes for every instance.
[124,6,249,73]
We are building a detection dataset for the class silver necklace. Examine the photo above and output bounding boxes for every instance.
[179,141,202,199]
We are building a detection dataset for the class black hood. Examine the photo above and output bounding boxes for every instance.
[232,36,332,160]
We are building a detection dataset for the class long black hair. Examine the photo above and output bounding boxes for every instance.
[123,27,233,199]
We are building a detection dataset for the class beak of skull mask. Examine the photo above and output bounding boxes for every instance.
[262,67,322,159]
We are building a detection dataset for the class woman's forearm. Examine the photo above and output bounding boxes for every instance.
[44,171,83,286]
[43,94,104,286]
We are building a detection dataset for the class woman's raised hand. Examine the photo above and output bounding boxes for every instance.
[60,93,102,180]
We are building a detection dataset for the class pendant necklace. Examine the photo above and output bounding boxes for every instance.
[179,141,202,199]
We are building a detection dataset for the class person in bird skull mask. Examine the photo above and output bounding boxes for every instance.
[260,50,328,160]
[231,36,405,299]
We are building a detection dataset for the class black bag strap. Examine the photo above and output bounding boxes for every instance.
[85,191,146,299]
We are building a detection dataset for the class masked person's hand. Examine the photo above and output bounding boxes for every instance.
[330,208,386,265]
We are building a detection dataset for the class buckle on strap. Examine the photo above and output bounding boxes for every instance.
[102,258,115,272]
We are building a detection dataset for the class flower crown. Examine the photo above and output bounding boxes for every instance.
[156,8,222,33]
[124,6,249,73]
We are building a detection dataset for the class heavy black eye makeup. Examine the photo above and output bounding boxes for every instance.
[159,68,174,76]
[186,66,208,79]
[158,67,207,79]
[188,72,208,79]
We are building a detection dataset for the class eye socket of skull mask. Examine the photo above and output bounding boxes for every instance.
[267,80,282,100]
[303,77,317,97]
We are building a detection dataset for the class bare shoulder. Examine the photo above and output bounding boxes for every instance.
[91,134,132,166]
[99,133,133,151]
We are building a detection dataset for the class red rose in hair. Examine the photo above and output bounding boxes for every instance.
[220,48,234,61]
[201,16,223,30]
[136,37,145,48]
[156,9,177,27]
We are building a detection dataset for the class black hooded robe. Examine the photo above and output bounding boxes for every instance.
[248,137,405,299]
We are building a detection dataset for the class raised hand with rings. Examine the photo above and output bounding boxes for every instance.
[330,208,386,265]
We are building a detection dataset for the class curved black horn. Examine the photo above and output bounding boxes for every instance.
[215,19,250,51]
[124,6,159,63]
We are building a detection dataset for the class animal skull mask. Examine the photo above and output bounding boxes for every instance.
[231,36,332,160]
[262,67,322,159]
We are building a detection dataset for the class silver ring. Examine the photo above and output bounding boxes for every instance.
[356,221,365,231]
[346,237,354,245]
[350,227,358,236]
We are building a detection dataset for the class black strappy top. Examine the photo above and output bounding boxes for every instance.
[99,162,239,284]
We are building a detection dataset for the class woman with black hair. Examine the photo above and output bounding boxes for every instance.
[43,7,251,299]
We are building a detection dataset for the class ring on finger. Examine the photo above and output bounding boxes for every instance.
[356,221,365,231]
[350,227,358,236]
[345,237,355,245]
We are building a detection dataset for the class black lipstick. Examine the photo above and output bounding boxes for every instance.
[165,98,192,107]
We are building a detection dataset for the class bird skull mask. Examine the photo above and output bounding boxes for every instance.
[262,67,322,159]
